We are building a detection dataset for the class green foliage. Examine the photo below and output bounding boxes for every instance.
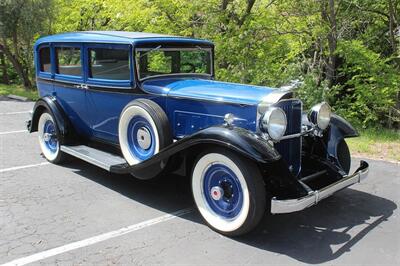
[0,83,39,101]
[329,40,399,128]
[0,0,399,129]
[0,0,55,88]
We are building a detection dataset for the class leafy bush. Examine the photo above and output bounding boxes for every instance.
[329,40,399,128]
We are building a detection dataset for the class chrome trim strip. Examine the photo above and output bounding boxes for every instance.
[169,95,253,106]
[278,128,313,141]
[256,90,294,133]
[261,90,294,105]
[270,160,369,214]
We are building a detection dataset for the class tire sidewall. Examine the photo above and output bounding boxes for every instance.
[38,112,61,162]
[119,105,160,165]
[192,150,261,234]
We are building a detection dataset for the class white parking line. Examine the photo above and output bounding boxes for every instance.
[0,162,50,173]
[1,208,193,266]
[0,111,31,115]
[0,130,28,135]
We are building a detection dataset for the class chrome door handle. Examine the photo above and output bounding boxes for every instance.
[74,84,89,89]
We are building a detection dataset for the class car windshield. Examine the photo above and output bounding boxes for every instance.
[135,46,212,80]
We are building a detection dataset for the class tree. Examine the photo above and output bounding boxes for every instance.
[0,0,54,90]
[0,51,9,84]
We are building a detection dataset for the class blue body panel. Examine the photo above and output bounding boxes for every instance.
[34,31,213,49]
[34,31,297,167]
[141,77,276,137]
[85,90,166,143]
[142,78,275,105]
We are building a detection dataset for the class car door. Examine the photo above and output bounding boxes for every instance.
[53,43,91,137]
[84,43,136,144]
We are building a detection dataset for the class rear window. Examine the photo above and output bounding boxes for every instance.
[89,48,130,80]
[56,47,82,76]
[39,47,51,73]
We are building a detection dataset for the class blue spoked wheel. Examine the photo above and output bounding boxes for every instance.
[192,149,266,236]
[119,99,172,167]
[203,164,244,219]
[127,116,156,161]
[38,112,66,163]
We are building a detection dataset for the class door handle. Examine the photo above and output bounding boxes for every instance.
[74,84,89,89]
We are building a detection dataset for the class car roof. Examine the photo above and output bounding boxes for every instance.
[35,31,214,47]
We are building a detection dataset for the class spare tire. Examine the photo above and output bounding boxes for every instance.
[118,98,172,165]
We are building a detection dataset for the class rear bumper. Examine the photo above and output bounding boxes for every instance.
[271,160,369,214]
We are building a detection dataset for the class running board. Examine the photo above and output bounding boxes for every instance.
[61,145,127,171]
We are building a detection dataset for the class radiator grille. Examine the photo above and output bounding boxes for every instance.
[274,99,302,176]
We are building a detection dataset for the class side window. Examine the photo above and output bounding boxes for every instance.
[89,48,130,80]
[39,47,51,73]
[56,47,82,76]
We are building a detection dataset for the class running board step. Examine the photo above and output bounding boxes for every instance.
[61,145,127,171]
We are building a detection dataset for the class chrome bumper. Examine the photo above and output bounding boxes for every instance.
[271,160,369,214]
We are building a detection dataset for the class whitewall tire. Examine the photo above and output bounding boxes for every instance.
[192,149,266,236]
[38,112,66,163]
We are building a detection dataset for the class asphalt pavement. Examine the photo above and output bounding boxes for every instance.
[0,97,399,265]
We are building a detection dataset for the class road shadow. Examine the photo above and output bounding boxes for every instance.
[60,159,397,264]
[236,188,397,264]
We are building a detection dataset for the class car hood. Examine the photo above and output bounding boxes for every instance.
[142,78,277,105]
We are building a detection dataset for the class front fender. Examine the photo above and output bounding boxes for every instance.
[111,125,281,179]
[327,114,358,163]
[330,114,358,138]
[28,96,73,143]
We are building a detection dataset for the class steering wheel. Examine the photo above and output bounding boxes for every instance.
[181,63,196,73]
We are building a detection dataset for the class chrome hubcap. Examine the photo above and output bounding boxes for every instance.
[43,132,55,142]
[136,127,151,150]
[210,186,224,201]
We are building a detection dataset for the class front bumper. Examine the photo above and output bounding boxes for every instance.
[271,160,369,214]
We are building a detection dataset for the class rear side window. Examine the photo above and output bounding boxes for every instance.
[39,47,51,72]
[89,48,130,80]
[56,47,82,76]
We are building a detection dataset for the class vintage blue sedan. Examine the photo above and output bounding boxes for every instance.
[28,31,369,236]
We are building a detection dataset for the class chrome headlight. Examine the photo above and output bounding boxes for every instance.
[309,102,331,130]
[261,107,287,141]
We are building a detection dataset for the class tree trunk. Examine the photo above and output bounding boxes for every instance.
[0,51,10,84]
[321,0,337,88]
[388,0,397,54]
[0,42,32,89]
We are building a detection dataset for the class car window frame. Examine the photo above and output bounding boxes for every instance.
[134,46,214,82]
[54,43,84,83]
[37,44,53,80]
[84,43,134,89]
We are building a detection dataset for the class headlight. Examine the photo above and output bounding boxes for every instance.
[261,107,287,141]
[309,102,331,130]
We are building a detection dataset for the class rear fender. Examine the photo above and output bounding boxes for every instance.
[29,96,73,144]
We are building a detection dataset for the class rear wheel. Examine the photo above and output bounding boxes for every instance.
[38,112,67,163]
[191,149,266,236]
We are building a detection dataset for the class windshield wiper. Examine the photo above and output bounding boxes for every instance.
[138,45,162,59]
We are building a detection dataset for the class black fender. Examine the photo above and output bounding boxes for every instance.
[111,125,282,179]
[330,114,358,138]
[327,114,358,167]
[28,96,73,144]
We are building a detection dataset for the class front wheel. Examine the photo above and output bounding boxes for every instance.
[191,149,266,236]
